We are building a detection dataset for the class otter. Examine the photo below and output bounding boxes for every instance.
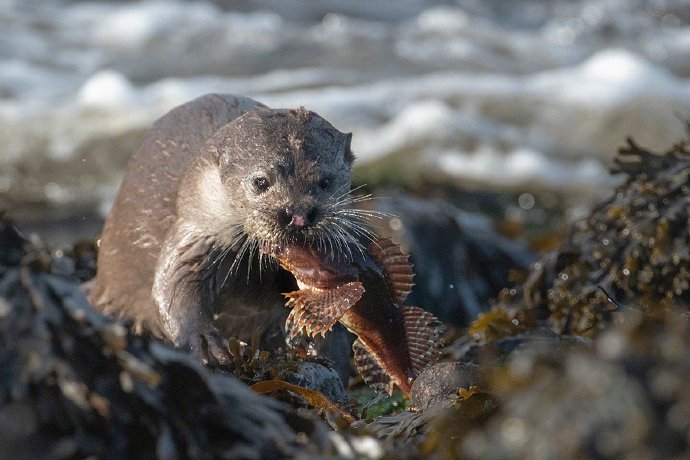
[89,94,361,367]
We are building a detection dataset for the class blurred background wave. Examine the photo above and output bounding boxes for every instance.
[1,0,689,243]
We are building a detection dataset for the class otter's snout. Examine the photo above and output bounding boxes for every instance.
[281,205,319,229]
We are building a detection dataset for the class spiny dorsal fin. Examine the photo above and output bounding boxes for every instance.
[352,338,393,395]
[369,238,415,304]
[284,281,364,338]
[402,305,441,376]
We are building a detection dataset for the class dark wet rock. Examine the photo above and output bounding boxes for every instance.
[374,192,534,326]
[447,323,592,366]
[487,331,592,367]
[366,386,499,455]
[441,301,592,368]
[275,361,348,403]
[366,409,433,442]
[409,362,480,410]
[0,217,340,459]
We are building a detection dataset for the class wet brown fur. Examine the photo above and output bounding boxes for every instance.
[89,94,355,365]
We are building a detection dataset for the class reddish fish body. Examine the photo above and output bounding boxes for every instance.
[267,239,439,395]
[340,294,414,394]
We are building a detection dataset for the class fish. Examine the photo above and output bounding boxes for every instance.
[264,238,440,395]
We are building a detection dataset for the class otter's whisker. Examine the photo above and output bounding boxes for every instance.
[332,218,378,244]
[257,238,275,275]
[229,236,252,278]
[220,235,249,290]
[336,224,367,259]
[332,194,374,207]
[328,224,353,260]
[325,209,380,236]
[325,230,337,260]
[328,183,359,203]
[329,190,377,208]
[247,240,259,282]
[335,207,396,221]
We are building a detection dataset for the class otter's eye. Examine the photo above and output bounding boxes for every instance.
[252,176,270,193]
[319,177,332,191]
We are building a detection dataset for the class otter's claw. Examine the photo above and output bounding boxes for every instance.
[187,328,231,367]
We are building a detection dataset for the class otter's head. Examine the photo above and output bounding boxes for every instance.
[200,107,363,257]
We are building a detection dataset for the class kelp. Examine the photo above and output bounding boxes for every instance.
[226,331,271,383]
[224,333,348,404]
[467,309,527,342]
[251,380,355,429]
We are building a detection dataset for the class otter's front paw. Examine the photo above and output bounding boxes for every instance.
[186,328,231,367]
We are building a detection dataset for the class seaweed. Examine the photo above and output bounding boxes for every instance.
[0,218,339,459]
[251,380,354,430]
[226,330,271,382]
[493,139,690,336]
[422,140,690,458]
[2,136,689,459]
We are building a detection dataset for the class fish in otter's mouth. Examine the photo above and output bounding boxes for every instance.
[262,238,441,396]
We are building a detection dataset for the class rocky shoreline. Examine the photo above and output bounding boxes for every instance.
[1,139,688,458]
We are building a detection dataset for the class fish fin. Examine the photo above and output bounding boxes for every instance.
[284,281,364,338]
[402,306,441,376]
[352,338,393,395]
[369,238,415,304]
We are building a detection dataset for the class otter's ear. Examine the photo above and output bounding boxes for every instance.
[343,132,355,164]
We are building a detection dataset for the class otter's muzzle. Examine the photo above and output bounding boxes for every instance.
[282,205,319,229]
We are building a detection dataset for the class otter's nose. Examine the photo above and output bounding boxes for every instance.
[291,214,307,227]
[283,206,319,228]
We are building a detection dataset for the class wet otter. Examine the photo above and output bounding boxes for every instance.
[89,94,362,366]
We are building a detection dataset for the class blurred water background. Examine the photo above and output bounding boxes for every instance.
[1,0,689,243]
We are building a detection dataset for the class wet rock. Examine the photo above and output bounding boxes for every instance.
[0,217,339,459]
[278,361,347,402]
[366,409,433,443]
[448,323,592,366]
[409,362,480,410]
[375,192,534,326]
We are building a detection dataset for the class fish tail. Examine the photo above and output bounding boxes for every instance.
[352,338,395,395]
[402,305,441,377]
[352,306,441,395]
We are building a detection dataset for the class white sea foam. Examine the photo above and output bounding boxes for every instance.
[78,71,136,108]
[1,0,689,213]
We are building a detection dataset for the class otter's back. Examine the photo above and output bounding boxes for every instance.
[91,94,264,334]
